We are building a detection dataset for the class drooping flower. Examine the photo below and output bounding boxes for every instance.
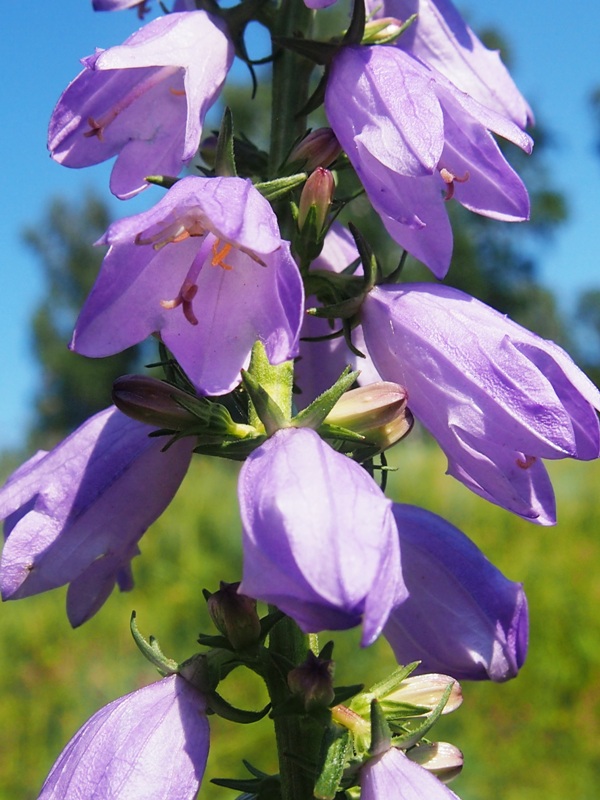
[0,407,193,626]
[385,504,528,681]
[238,427,406,645]
[48,11,234,199]
[367,0,533,128]
[71,176,304,396]
[38,675,209,799]
[325,44,532,277]
[361,745,461,800]
[361,284,600,523]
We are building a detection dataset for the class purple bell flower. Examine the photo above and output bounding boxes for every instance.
[361,284,600,523]
[367,0,533,128]
[325,44,532,277]
[361,746,461,800]
[48,11,234,199]
[385,504,528,681]
[71,176,304,395]
[38,675,209,799]
[238,428,406,645]
[0,407,192,626]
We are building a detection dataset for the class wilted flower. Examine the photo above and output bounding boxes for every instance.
[361,745,461,800]
[38,675,209,799]
[238,427,406,645]
[71,176,304,395]
[361,284,600,522]
[0,407,192,626]
[49,12,234,199]
[367,0,533,127]
[384,504,528,682]
[325,44,532,277]
[287,127,341,172]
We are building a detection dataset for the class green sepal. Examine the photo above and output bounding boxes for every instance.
[314,726,351,800]
[343,0,366,46]
[259,609,286,640]
[255,173,308,201]
[348,222,378,291]
[215,107,237,178]
[241,370,288,435]
[193,435,267,462]
[196,633,233,650]
[390,682,454,748]
[145,174,179,190]
[332,684,364,706]
[292,367,359,430]
[274,36,339,65]
[369,700,392,756]
[211,760,281,798]
[351,663,420,714]
[206,690,271,724]
[129,611,179,677]
[361,13,418,45]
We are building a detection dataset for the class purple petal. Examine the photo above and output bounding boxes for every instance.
[361,746,460,800]
[385,504,528,681]
[361,284,600,521]
[0,407,192,610]
[39,675,209,799]
[238,428,406,645]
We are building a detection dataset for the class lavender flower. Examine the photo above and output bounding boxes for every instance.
[361,746,461,800]
[325,44,532,277]
[48,11,234,199]
[385,504,528,681]
[71,176,304,395]
[38,675,209,799]
[367,0,533,127]
[0,407,192,626]
[361,284,600,523]
[238,428,406,645]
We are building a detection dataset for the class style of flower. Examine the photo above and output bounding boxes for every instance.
[71,176,304,395]
[0,407,193,626]
[238,427,406,645]
[325,44,532,277]
[361,284,600,523]
[367,0,533,128]
[38,675,209,800]
[385,504,528,681]
[361,746,461,800]
[48,11,234,199]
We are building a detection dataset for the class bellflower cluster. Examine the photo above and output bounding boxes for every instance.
[3,0,598,798]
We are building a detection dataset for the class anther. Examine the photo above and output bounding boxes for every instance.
[440,167,470,201]
[516,455,536,469]
[211,240,233,270]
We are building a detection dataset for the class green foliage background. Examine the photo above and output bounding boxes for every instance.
[1,442,599,800]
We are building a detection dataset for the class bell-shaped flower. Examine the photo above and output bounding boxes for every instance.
[325,44,532,277]
[367,0,533,128]
[0,406,193,626]
[48,11,234,199]
[71,176,304,395]
[385,504,528,681]
[38,675,209,799]
[361,745,461,800]
[238,427,406,645]
[361,284,600,523]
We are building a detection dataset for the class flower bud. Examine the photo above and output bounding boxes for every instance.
[325,382,413,450]
[406,742,464,783]
[363,17,409,45]
[207,581,262,651]
[199,134,218,167]
[288,127,341,172]
[287,651,335,711]
[297,168,335,235]
[112,375,199,429]
[383,673,463,716]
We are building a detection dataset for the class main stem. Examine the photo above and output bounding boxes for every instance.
[265,4,321,798]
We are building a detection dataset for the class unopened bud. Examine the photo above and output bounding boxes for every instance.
[288,651,335,711]
[363,16,414,45]
[288,128,341,172]
[199,134,218,167]
[325,382,413,449]
[112,375,199,429]
[207,581,262,651]
[406,742,464,783]
[383,673,463,716]
[298,167,335,235]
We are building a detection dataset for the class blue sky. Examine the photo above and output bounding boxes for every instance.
[1,1,599,451]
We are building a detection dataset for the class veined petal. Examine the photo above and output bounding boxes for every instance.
[361,746,461,800]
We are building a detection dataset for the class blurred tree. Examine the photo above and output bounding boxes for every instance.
[23,192,142,450]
